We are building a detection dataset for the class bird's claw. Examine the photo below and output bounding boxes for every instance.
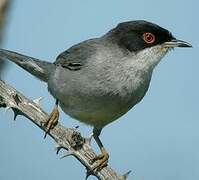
[43,106,59,138]
[90,148,109,171]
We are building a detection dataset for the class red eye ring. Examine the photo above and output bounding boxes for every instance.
[143,32,155,44]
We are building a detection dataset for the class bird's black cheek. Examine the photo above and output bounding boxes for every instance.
[119,35,147,52]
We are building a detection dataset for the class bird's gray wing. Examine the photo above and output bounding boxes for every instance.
[54,39,98,70]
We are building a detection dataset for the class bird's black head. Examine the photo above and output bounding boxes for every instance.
[107,20,191,52]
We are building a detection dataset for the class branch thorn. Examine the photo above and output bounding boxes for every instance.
[33,97,43,106]
[12,108,22,121]
[4,106,11,113]
[60,151,74,159]
[122,170,132,179]
[85,168,94,180]
[85,133,93,145]
[54,144,66,154]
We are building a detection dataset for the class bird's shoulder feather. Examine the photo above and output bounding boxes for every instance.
[54,38,99,70]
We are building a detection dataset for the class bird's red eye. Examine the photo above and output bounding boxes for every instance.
[143,32,155,44]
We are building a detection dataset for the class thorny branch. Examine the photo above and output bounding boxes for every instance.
[0,80,131,180]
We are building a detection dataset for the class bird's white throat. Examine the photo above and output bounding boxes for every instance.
[112,45,170,97]
[131,45,169,72]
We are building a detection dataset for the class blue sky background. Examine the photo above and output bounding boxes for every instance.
[0,0,198,180]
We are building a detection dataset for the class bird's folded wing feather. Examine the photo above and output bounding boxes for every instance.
[54,39,98,70]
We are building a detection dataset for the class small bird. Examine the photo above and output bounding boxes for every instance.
[0,20,192,170]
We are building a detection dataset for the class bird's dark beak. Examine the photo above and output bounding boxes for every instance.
[164,39,192,48]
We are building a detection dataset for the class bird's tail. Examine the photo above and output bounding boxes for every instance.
[0,49,55,82]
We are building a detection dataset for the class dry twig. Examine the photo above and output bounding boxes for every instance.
[0,80,131,180]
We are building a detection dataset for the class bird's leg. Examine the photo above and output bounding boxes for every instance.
[43,99,59,138]
[91,128,109,171]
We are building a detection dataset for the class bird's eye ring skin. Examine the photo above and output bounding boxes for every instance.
[143,32,155,44]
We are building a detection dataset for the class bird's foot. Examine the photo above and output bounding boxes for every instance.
[43,105,59,138]
[90,147,109,171]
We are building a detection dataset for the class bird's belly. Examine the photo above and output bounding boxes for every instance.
[49,82,148,128]
[59,94,131,128]
[48,66,151,128]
